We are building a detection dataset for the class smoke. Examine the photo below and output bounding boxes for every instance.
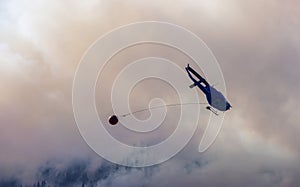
[0,0,300,186]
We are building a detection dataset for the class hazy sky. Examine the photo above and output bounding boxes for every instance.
[1,0,300,186]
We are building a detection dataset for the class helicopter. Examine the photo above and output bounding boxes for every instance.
[185,64,231,115]
[108,64,232,125]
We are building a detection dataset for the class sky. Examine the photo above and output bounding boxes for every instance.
[0,0,300,186]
